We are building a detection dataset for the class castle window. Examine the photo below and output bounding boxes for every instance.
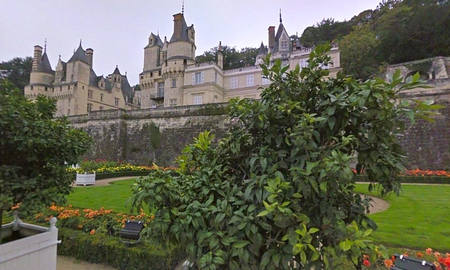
[87,103,92,112]
[150,72,153,77]
[170,98,177,107]
[68,85,70,90]
[115,98,119,106]
[45,87,48,91]
[262,76,270,85]
[246,75,254,87]
[157,82,164,96]
[171,78,176,88]
[158,70,161,76]
[184,59,187,65]
[88,90,93,99]
[31,86,33,90]
[193,95,202,105]
[299,59,308,69]
[281,41,288,50]
[60,86,62,91]
[82,86,85,89]
[230,77,238,89]
[99,106,104,110]
[100,93,104,102]
[215,73,218,84]
[193,72,204,85]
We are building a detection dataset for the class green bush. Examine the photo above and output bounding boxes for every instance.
[58,228,187,270]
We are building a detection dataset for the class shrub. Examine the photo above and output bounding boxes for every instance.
[129,44,441,269]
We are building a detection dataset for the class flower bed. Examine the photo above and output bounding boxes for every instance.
[362,248,450,269]
[353,169,450,184]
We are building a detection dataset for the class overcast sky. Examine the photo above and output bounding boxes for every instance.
[0,0,381,85]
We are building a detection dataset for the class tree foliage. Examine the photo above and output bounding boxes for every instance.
[0,57,32,93]
[129,45,440,269]
[195,46,258,70]
[0,81,92,241]
[340,24,381,80]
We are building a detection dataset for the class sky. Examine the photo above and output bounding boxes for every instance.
[0,0,382,85]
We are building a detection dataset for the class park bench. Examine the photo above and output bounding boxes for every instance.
[119,220,144,245]
[391,254,436,270]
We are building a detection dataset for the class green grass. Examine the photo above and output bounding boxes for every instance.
[67,179,450,253]
[355,183,450,252]
[67,179,137,213]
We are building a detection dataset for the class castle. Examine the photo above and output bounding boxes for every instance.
[139,11,341,108]
[25,10,341,115]
[24,42,140,117]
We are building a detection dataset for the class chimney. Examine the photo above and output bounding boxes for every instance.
[268,26,275,49]
[173,13,183,40]
[86,48,94,68]
[32,45,43,71]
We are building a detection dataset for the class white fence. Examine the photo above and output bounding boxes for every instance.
[0,214,59,270]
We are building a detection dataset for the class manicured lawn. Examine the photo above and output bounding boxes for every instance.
[67,179,450,252]
[67,179,137,213]
[355,183,450,252]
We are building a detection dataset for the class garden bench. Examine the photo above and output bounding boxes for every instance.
[391,254,436,270]
[119,220,144,245]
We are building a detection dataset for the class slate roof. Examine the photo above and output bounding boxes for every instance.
[170,15,190,43]
[257,42,267,55]
[272,22,289,54]
[145,33,164,49]
[37,52,54,74]
[68,43,88,63]
[113,66,121,75]
[120,76,135,102]
[89,69,98,86]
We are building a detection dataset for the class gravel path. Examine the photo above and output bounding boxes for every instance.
[61,177,390,270]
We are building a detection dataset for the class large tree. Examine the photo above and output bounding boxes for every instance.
[0,57,32,93]
[130,44,440,269]
[195,46,258,69]
[0,81,92,242]
[340,24,381,80]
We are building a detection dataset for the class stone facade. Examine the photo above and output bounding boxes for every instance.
[24,43,140,117]
[139,12,341,109]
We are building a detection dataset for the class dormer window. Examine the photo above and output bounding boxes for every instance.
[281,41,288,50]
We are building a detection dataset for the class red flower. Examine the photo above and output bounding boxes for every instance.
[444,257,450,268]
[363,259,370,267]
[426,248,433,255]
[384,259,393,268]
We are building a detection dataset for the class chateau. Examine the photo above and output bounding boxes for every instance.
[24,43,140,117]
[139,12,341,108]
[25,10,341,115]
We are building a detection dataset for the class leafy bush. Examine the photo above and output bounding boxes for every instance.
[129,44,440,269]
[0,81,91,242]
[58,227,186,270]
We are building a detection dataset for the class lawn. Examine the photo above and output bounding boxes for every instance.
[355,183,450,252]
[67,179,137,213]
[67,179,450,252]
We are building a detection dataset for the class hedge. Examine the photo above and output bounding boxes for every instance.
[58,228,187,270]
[95,171,152,180]
[353,175,450,184]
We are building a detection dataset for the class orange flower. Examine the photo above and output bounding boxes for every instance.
[417,252,424,258]
[11,203,21,210]
[384,259,393,268]
[363,259,370,267]
[403,252,409,257]
[426,248,433,255]
[435,252,442,259]
[77,224,83,229]
[90,229,95,235]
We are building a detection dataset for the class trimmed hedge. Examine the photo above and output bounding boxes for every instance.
[95,171,151,180]
[353,175,450,184]
[58,228,187,270]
